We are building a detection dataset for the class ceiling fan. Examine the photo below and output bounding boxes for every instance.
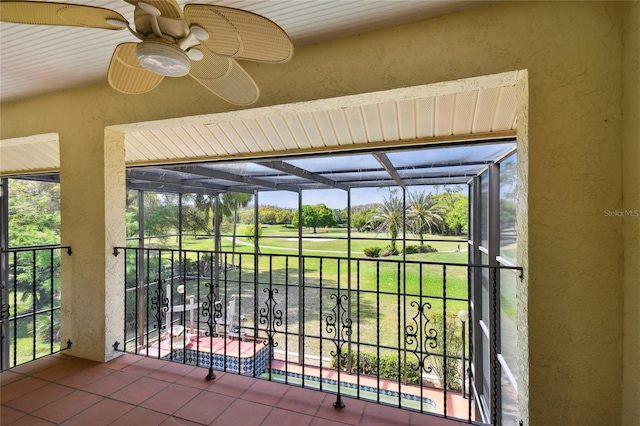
[0,0,294,105]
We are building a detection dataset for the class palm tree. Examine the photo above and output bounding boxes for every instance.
[221,192,253,265]
[407,191,442,244]
[370,189,404,252]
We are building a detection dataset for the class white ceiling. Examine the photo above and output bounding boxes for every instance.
[121,85,517,167]
[0,0,492,104]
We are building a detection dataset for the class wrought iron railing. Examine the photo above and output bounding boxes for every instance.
[113,247,520,422]
[0,246,72,371]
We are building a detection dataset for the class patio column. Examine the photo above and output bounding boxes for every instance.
[59,127,126,362]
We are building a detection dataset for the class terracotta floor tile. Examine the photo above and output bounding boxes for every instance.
[132,356,171,370]
[309,418,349,426]
[240,378,289,406]
[1,371,25,386]
[8,414,56,425]
[121,356,168,377]
[175,367,218,389]
[34,360,94,382]
[32,390,102,423]
[213,398,272,425]
[313,394,365,425]
[410,412,461,426]
[261,407,313,426]
[1,353,463,426]
[61,399,135,426]
[173,390,235,424]
[148,361,197,383]
[1,405,27,424]
[140,383,202,415]
[159,417,203,426]
[5,382,74,412]
[109,406,170,426]
[81,370,141,396]
[54,354,99,364]
[0,377,49,403]
[56,365,114,389]
[102,353,146,370]
[206,373,258,398]
[360,402,411,426]
[109,376,171,405]
[9,356,63,375]
[276,386,326,416]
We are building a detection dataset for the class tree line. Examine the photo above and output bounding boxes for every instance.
[250,186,469,238]
[7,179,470,248]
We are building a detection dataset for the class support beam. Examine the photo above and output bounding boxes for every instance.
[127,170,230,193]
[256,160,350,191]
[126,182,219,195]
[173,166,300,193]
[372,153,406,189]
[346,177,473,188]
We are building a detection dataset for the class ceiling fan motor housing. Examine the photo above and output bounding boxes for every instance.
[134,9,190,39]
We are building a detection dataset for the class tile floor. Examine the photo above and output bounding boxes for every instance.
[1,353,472,425]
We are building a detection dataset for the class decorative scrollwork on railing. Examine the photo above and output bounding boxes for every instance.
[326,293,353,363]
[150,279,169,330]
[258,288,283,348]
[0,303,9,321]
[404,300,438,374]
[202,281,221,337]
[0,275,7,322]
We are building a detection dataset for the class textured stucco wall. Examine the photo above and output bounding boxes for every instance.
[0,2,632,424]
[515,71,530,424]
[58,122,126,361]
[622,2,640,425]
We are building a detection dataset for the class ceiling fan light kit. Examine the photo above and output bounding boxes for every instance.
[0,0,294,105]
[135,41,191,77]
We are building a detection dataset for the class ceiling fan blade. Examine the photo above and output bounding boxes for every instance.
[125,0,183,19]
[0,1,127,29]
[189,49,259,106]
[108,43,164,95]
[184,5,293,63]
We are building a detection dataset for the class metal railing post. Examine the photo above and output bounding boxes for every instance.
[0,178,10,370]
[137,190,145,347]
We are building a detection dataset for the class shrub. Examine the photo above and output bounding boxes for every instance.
[405,244,438,255]
[329,347,357,371]
[405,245,419,254]
[417,244,437,253]
[363,246,382,257]
[378,354,421,384]
[330,350,421,385]
[380,245,399,257]
[429,313,463,391]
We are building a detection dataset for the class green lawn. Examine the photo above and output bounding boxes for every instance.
[7,310,61,368]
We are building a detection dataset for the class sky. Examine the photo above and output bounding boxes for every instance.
[257,187,388,209]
